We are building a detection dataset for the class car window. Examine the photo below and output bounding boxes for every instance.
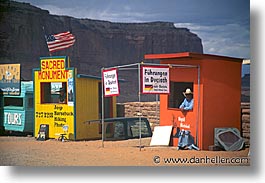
[127,119,151,138]
[113,121,125,138]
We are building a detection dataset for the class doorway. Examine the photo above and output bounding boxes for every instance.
[98,82,113,118]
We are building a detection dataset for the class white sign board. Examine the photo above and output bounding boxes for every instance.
[103,68,120,97]
[150,126,173,146]
[142,66,170,94]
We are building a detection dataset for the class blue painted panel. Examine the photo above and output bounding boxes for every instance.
[3,110,26,132]
[2,81,34,133]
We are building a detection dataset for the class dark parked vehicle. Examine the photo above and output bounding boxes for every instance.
[88,117,152,140]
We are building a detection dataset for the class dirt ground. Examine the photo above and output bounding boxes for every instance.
[0,136,250,166]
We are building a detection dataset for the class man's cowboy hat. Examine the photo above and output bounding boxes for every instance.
[183,88,193,97]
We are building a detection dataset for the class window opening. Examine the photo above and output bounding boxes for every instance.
[168,82,193,109]
[40,82,67,104]
[4,97,23,107]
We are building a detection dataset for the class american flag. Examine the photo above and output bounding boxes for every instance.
[45,31,75,53]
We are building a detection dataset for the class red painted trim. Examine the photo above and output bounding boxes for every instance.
[144,52,190,60]
[144,52,243,63]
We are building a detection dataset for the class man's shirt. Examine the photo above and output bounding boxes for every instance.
[179,98,194,110]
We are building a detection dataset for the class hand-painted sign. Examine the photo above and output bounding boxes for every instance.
[38,58,68,80]
[4,112,22,126]
[103,68,120,97]
[0,64,21,95]
[141,66,170,94]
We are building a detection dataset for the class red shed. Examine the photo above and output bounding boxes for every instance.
[144,52,243,150]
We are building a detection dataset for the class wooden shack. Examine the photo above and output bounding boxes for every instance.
[145,52,243,150]
[33,56,116,140]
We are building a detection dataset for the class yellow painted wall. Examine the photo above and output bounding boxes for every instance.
[75,77,100,140]
[34,67,75,140]
[75,77,117,140]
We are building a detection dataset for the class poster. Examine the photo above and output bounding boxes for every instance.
[0,64,21,95]
[141,66,170,94]
[67,70,74,106]
[51,82,62,94]
[102,68,120,97]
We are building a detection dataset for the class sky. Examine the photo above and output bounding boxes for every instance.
[17,0,250,74]
[3,1,265,181]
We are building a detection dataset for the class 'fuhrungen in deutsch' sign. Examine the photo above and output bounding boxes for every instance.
[142,66,170,94]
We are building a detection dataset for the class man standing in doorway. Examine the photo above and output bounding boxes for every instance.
[58,87,66,104]
[179,88,194,111]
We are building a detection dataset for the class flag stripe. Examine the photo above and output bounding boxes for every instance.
[145,85,153,88]
[49,44,75,53]
[46,31,75,53]
[47,37,75,47]
[54,31,71,37]
[144,85,153,92]
[48,35,75,45]
[144,88,153,90]
[48,40,75,49]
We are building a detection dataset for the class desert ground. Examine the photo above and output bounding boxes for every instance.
[0,136,250,166]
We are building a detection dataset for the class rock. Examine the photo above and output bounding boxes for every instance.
[242,114,250,123]
[241,103,250,147]
[0,1,203,102]
[242,108,250,114]
[242,122,250,133]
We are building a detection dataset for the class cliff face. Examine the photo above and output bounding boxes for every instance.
[0,1,203,102]
[241,74,250,102]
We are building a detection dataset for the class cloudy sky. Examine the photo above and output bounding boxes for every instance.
[17,0,250,59]
[17,0,250,60]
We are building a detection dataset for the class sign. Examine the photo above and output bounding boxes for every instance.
[67,70,74,105]
[4,112,22,126]
[141,66,170,94]
[178,116,191,129]
[38,57,68,80]
[51,82,62,94]
[35,105,74,128]
[150,126,173,146]
[103,68,120,97]
[0,64,21,95]
[37,124,49,141]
